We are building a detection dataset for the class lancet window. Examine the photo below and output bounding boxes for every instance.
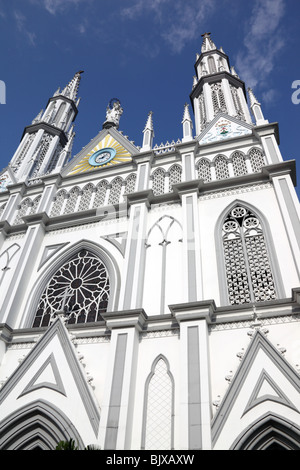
[198,93,207,131]
[222,205,276,305]
[231,151,248,177]
[30,133,54,178]
[93,181,108,208]
[168,164,182,192]
[124,173,137,194]
[208,56,217,74]
[142,357,174,450]
[230,84,245,120]
[249,148,265,172]
[211,82,227,115]
[50,189,67,217]
[108,177,123,205]
[13,198,32,225]
[0,202,7,220]
[214,155,230,179]
[33,249,110,327]
[12,133,36,174]
[152,168,166,196]
[64,186,80,214]
[78,183,94,211]
[197,159,212,183]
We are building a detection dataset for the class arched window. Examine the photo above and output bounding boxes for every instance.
[168,164,182,192]
[215,155,229,180]
[78,183,94,211]
[208,56,217,74]
[93,181,108,208]
[211,82,227,115]
[249,148,265,172]
[231,151,248,177]
[222,205,276,305]
[53,102,66,127]
[50,189,67,217]
[108,177,123,205]
[124,173,137,194]
[13,198,32,225]
[33,249,110,327]
[197,158,211,183]
[152,168,166,196]
[64,186,80,214]
[142,356,174,450]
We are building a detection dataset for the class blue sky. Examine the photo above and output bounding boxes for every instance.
[0,0,299,196]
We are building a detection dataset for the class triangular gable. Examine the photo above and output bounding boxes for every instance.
[65,127,139,176]
[198,113,253,145]
[0,166,16,193]
[0,318,100,441]
[212,330,300,449]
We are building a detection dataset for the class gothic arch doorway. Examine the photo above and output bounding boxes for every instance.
[0,400,84,450]
[231,414,300,450]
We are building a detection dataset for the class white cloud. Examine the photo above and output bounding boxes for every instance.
[121,0,216,54]
[235,0,286,90]
[14,10,36,45]
[38,0,89,15]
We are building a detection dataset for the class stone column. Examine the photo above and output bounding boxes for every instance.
[100,309,147,450]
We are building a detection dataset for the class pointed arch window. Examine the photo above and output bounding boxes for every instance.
[249,148,265,172]
[208,56,217,74]
[222,205,276,305]
[64,186,80,214]
[215,155,229,180]
[93,181,108,207]
[78,183,94,211]
[211,82,227,115]
[13,198,32,225]
[142,356,174,450]
[197,158,211,183]
[50,189,67,217]
[168,164,182,192]
[152,168,166,196]
[33,249,110,327]
[124,173,137,194]
[231,151,248,177]
[108,177,123,205]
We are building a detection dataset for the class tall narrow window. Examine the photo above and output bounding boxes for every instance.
[152,168,166,196]
[50,189,67,217]
[215,155,229,180]
[222,205,276,305]
[208,56,217,74]
[211,82,227,115]
[33,249,110,327]
[168,164,182,192]
[142,356,174,450]
[231,151,247,176]
[64,187,80,214]
[108,177,123,205]
[197,158,211,183]
[249,148,265,172]
[78,183,94,211]
[93,181,108,207]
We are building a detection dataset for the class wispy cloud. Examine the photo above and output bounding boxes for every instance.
[235,0,286,92]
[14,10,36,45]
[121,0,216,54]
[36,0,89,15]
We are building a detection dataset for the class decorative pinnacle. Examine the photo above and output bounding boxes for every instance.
[182,103,192,123]
[248,87,260,106]
[61,70,84,102]
[201,32,216,52]
[143,111,154,132]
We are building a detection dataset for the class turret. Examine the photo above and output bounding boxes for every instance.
[190,33,252,136]
[142,111,154,151]
[9,71,83,181]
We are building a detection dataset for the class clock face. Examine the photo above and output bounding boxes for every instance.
[88,147,116,167]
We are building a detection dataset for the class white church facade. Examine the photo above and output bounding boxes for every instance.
[0,33,299,450]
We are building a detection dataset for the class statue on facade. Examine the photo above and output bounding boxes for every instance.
[103,98,123,129]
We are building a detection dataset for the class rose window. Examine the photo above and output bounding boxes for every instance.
[33,249,110,327]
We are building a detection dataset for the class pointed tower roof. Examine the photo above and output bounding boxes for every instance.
[61,70,84,102]
[143,111,154,132]
[201,32,217,53]
[182,103,192,123]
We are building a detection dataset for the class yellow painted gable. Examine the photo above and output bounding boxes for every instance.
[68,134,132,175]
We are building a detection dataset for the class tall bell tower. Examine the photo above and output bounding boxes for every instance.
[9,71,83,182]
